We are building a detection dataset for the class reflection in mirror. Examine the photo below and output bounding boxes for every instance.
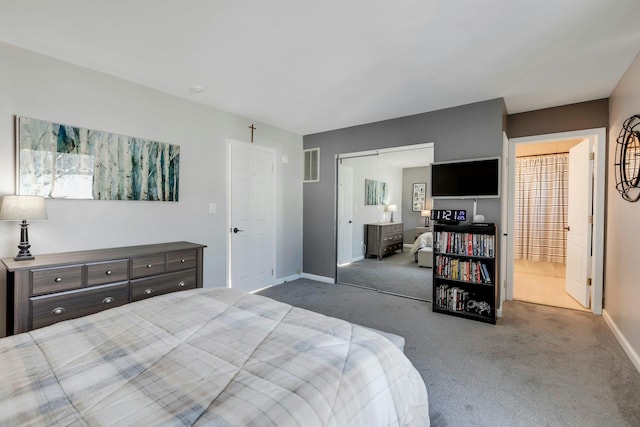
[336,145,434,301]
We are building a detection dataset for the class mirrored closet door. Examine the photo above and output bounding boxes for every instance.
[336,144,434,301]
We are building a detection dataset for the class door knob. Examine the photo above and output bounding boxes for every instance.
[233,227,244,233]
[348,220,352,224]
[564,226,570,231]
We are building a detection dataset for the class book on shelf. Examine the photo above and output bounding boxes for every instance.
[435,231,495,257]
[434,255,492,284]
[435,284,469,312]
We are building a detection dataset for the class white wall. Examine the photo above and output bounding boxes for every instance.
[0,43,303,334]
[606,50,640,369]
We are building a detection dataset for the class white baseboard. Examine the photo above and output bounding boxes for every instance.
[274,273,301,285]
[250,274,302,294]
[301,272,335,284]
[403,243,413,248]
[338,256,364,267]
[603,309,640,375]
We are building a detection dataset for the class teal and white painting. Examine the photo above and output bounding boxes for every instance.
[17,117,179,201]
[365,178,388,205]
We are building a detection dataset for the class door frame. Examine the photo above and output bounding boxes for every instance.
[503,128,605,314]
[226,139,277,291]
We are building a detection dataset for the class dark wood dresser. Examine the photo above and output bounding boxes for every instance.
[2,241,206,335]
[365,222,404,260]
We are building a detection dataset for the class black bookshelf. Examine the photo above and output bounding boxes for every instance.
[432,223,497,324]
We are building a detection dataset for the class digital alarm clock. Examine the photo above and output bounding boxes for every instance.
[431,209,467,222]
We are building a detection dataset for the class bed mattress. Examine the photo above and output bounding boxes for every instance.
[0,287,428,426]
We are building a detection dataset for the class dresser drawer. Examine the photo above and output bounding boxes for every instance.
[87,259,129,286]
[30,282,128,329]
[383,242,403,255]
[32,265,83,296]
[383,233,403,242]
[384,224,403,233]
[131,269,197,301]
[131,255,166,278]
[167,250,197,272]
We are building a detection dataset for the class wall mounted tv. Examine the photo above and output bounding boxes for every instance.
[431,157,500,199]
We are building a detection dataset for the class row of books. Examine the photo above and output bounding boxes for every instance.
[435,255,492,284]
[434,285,469,312]
[434,232,495,257]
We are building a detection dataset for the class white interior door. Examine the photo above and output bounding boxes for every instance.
[565,139,592,307]
[338,164,353,265]
[229,141,275,292]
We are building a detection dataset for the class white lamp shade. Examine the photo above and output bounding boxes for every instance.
[0,195,48,221]
[387,204,397,212]
[421,209,431,217]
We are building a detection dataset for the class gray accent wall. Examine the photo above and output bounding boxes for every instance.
[303,98,505,278]
[402,166,431,244]
[507,99,609,138]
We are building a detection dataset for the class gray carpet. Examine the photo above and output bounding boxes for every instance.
[259,279,640,427]
[338,249,432,301]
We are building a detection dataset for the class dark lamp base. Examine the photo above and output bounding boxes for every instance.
[14,219,36,261]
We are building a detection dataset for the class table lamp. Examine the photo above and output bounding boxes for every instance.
[421,209,431,227]
[385,204,397,222]
[0,195,48,261]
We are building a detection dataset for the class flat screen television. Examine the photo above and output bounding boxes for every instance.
[431,157,500,199]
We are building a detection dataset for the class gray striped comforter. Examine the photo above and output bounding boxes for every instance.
[1,288,428,426]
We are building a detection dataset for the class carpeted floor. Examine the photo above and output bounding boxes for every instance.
[259,279,640,427]
[338,249,432,300]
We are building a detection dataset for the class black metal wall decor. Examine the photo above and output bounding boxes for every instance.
[615,114,640,202]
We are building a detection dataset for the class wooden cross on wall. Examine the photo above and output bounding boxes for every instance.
[249,124,256,143]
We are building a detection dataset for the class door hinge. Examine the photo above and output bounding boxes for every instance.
[271,268,274,276]
[588,215,593,224]
[589,152,595,160]
[587,277,592,287]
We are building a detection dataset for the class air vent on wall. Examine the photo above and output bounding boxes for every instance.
[304,148,320,183]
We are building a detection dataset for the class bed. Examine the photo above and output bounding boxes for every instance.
[0,287,428,426]
[409,232,433,268]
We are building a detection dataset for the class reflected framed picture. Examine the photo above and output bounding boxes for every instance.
[365,178,387,205]
[412,182,426,211]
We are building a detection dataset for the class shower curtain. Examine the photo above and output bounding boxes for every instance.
[514,153,568,263]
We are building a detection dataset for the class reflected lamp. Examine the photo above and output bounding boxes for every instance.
[421,210,431,227]
[385,204,397,222]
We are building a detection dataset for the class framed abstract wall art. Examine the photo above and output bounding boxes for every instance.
[16,116,180,201]
[365,178,388,206]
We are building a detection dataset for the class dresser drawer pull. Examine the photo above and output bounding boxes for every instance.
[146,264,152,268]
[102,297,115,304]
[178,281,186,287]
[105,270,112,275]
[54,277,62,283]
[144,288,154,295]
[180,259,186,263]
[51,307,65,315]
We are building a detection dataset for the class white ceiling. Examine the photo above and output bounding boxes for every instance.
[1,1,640,136]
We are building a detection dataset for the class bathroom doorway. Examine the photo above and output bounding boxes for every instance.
[504,128,606,314]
